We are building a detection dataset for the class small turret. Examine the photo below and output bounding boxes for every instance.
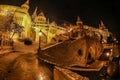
[21,0,29,11]
[76,16,83,26]
[34,11,46,24]
[47,18,50,24]
[38,11,45,16]
[99,20,106,30]
[32,6,38,20]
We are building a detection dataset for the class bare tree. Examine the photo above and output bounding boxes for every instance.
[10,22,24,39]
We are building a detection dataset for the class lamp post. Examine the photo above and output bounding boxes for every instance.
[46,26,49,44]
[68,29,71,39]
[38,30,42,53]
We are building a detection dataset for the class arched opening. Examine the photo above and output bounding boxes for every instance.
[78,49,82,56]
[87,53,94,64]
[40,31,47,43]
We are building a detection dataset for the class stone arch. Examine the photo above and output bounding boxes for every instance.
[29,28,36,41]
[41,31,47,43]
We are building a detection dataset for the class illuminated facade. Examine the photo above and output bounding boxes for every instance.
[0,0,110,46]
[0,0,66,46]
[82,20,110,43]
[0,0,32,48]
[65,16,110,42]
[13,0,31,39]
[31,7,66,44]
[0,0,31,39]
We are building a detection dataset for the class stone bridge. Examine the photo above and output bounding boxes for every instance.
[39,36,103,68]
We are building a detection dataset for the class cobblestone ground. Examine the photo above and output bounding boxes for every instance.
[0,52,53,80]
[0,52,89,80]
[0,40,119,80]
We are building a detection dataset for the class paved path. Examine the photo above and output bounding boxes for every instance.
[0,52,53,80]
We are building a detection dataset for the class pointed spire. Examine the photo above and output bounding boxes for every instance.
[76,16,83,26]
[77,16,81,21]
[51,21,57,26]
[99,20,106,30]
[21,0,30,10]
[100,20,104,26]
[47,18,50,24]
[38,11,45,16]
[32,6,38,19]
[26,0,29,5]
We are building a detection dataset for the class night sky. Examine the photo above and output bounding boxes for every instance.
[0,0,120,34]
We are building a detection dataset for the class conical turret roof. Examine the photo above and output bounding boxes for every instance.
[21,0,29,10]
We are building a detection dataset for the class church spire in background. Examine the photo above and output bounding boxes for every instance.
[38,11,45,17]
[99,20,106,30]
[21,0,30,11]
[76,16,83,26]
[47,18,50,24]
[32,6,38,20]
[27,0,29,4]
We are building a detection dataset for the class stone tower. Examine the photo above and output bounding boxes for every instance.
[99,20,106,30]
[98,20,110,43]
[13,0,31,39]
[21,0,29,12]
[76,16,83,28]
[76,16,83,25]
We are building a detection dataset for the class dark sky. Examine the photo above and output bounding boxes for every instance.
[0,0,120,34]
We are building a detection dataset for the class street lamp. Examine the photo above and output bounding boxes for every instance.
[38,30,42,53]
[46,26,49,44]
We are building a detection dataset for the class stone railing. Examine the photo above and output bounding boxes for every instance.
[0,39,13,49]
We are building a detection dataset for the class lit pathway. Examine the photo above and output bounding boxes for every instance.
[0,52,53,80]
